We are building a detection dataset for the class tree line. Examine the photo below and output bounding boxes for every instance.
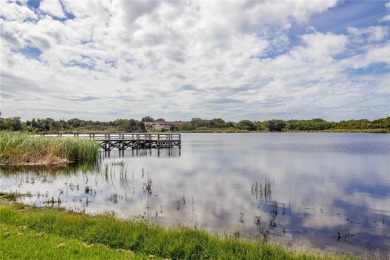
[0,116,389,133]
[178,117,389,132]
[0,117,145,133]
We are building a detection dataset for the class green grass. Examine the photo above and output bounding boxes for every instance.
[0,223,148,259]
[0,132,100,165]
[0,203,353,260]
[324,128,389,133]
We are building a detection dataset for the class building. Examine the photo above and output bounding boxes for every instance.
[144,121,184,131]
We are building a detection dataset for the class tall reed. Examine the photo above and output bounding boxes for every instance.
[0,132,100,165]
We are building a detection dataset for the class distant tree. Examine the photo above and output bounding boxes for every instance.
[209,118,226,128]
[226,121,235,128]
[190,118,207,128]
[254,121,267,131]
[43,118,58,131]
[112,119,130,131]
[11,117,22,131]
[141,116,154,122]
[126,119,145,132]
[178,122,195,131]
[311,118,325,122]
[237,120,256,131]
[155,118,165,122]
[0,118,8,130]
[0,117,23,131]
[370,117,390,129]
[68,118,83,128]
[31,118,38,128]
[286,119,335,131]
[336,119,370,130]
[266,119,286,132]
[170,125,179,132]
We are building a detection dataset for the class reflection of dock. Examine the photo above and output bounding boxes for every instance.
[102,147,181,158]
[44,133,181,151]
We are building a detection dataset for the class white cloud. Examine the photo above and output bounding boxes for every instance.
[348,26,389,43]
[0,0,388,121]
[380,14,390,22]
[300,32,348,60]
[342,43,390,69]
[0,0,37,21]
[39,0,65,19]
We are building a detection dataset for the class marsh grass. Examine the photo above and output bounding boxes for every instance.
[0,191,21,201]
[0,162,100,176]
[0,203,353,260]
[0,132,100,165]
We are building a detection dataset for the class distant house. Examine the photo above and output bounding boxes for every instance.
[144,121,184,131]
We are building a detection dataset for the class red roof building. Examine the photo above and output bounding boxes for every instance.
[144,121,184,131]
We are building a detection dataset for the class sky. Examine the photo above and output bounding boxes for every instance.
[0,0,389,122]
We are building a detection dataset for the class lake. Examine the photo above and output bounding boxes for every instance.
[1,133,389,256]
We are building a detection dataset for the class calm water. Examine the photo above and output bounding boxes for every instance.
[1,133,389,256]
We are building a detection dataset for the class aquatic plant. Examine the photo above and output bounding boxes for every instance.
[0,132,100,165]
[251,179,272,201]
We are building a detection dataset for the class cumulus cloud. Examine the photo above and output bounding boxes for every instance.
[0,0,37,21]
[0,0,389,121]
[348,26,389,43]
[39,0,65,19]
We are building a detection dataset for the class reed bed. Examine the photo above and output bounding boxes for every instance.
[0,132,100,165]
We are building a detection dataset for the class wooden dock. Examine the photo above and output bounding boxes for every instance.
[43,133,181,151]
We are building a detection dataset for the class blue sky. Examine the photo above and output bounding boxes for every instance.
[0,0,389,121]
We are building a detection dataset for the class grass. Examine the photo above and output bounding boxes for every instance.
[0,223,148,259]
[0,202,353,260]
[0,132,100,165]
[324,128,389,133]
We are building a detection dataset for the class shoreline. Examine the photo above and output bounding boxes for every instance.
[0,196,359,260]
[0,157,71,166]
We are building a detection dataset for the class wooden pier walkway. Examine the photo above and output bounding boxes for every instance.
[44,133,181,151]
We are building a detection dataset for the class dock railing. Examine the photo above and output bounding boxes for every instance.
[41,133,181,151]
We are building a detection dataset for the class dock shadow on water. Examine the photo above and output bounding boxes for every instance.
[0,133,389,257]
[102,147,181,158]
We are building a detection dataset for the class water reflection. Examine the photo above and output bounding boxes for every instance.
[0,163,99,176]
[251,179,272,201]
[102,147,181,158]
[0,133,389,256]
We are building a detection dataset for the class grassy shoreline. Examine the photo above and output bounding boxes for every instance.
[0,197,354,260]
[0,132,100,166]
